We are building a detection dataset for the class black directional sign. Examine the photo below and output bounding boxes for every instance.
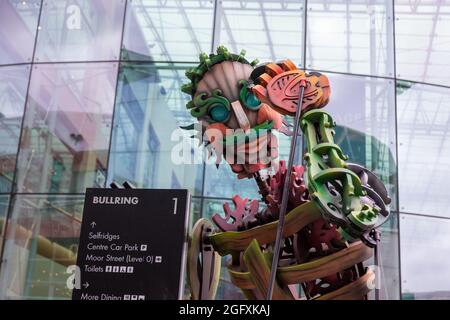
[72,188,190,300]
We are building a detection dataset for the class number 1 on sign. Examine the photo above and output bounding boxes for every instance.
[172,198,178,215]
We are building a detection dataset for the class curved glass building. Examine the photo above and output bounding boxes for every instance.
[0,0,448,300]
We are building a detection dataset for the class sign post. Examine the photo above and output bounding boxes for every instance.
[72,188,190,300]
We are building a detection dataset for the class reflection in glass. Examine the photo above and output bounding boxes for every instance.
[15,63,118,194]
[306,0,394,77]
[202,197,231,221]
[0,195,10,251]
[189,197,202,231]
[34,0,125,62]
[395,2,450,86]
[0,0,40,65]
[400,214,450,299]
[324,74,397,194]
[215,257,246,300]
[216,0,305,64]
[0,195,83,300]
[122,0,214,62]
[0,65,31,193]
[203,162,260,200]
[107,63,201,195]
[397,83,450,218]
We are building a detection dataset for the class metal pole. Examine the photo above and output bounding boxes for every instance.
[374,243,380,300]
[374,230,381,300]
[266,81,306,300]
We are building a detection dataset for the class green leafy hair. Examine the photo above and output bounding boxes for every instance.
[181,45,259,113]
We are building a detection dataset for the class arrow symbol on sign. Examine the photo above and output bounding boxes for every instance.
[83,282,89,289]
[90,221,96,229]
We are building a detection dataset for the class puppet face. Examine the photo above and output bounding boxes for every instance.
[192,61,282,129]
[182,47,330,178]
[190,60,282,178]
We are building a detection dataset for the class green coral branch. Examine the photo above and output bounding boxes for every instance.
[301,109,380,238]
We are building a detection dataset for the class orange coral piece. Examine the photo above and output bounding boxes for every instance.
[257,73,273,87]
[265,63,284,77]
[279,59,297,71]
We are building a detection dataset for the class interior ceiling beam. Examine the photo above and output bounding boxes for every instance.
[133,0,184,86]
[138,5,450,15]
[259,2,276,61]
[399,2,441,173]
[175,0,202,54]
[221,11,238,53]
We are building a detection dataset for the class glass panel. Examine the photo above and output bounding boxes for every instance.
[0,195,84,300]
[395,1,450,86]
[323,74,397,190]
[202,197,232,221]
[122,0,214,62]
[313,72,399,299]
[397,83,450,218]
[0,0,40,65]
[216,254,246,300]
[34,0,125,62]
[0,195,10,251]
[216,0,305,65]
[400,214,450,299]
[306,0,394,77]
[107,63,202,195]
[0,65,30,193]
[203,162,260,199]
[189,197,201,231]
[15,63,118,194]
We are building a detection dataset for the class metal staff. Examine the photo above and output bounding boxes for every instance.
[266,77,307,300]
[374,230,381,300]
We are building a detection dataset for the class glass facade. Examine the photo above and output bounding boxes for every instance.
[107,63,202,194]
[306,0,394,77]
[34,0,126,62]
[0,0,447,300]
[0,195,83,299]
[14,62,118,194]
[0,65,30,193]
[0,0,40,64]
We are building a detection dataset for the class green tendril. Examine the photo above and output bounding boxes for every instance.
[239,80,248,103]
[238,80,261,110]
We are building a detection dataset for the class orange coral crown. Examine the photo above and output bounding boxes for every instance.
[251,59,331,116]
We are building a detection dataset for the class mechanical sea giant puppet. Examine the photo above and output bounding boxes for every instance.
[182,46,391,300]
